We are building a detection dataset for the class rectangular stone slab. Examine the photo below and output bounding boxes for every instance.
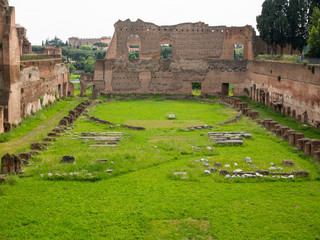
[90,145,118,148]
[94,137,122,141]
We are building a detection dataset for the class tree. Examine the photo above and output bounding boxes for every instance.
[45,36,66,47]
[67,62,76,74]
[93,42,108,48]
[308,0,320,20]
[257,0,290,55]
[80,45,92,51]
[287,0,309,54]
[83,57,95,73]
[306,7,320,57]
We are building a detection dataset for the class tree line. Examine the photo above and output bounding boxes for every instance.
[257,0,320,57]
[32,37,108,73]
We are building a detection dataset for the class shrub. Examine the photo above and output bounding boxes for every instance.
[303,60,309,65]
[277,75,281,82]
[39,96,44,106]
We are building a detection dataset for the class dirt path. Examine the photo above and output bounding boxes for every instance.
[0,98,82,156]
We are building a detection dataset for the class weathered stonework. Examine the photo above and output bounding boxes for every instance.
[249,61,320,126]
[88,19,254,96]
[0,4,74,132]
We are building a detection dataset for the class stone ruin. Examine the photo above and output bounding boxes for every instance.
[208,132,252,145]
[1,153,22,174]
[0,3,74,133]
[77,19,320,127]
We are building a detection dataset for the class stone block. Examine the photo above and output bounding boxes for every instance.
[242,108,251,115]
[311,139,320,156]
[293,169,309,177]
[276,129,282,137]
[314,151,320,162]
[59,119,68,126]
[269,121,278,131]
[18,152,32,161]
[248,111,259,120]
[304,142,311,155]
[294,133,304,147]
[283,160,295,167]
[297,138,310,151]
[230,98,241,107]
[237,102,248,110]
[1,153,22,174]
[288,131,296,146]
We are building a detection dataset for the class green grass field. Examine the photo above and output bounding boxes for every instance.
[0,98,319,239]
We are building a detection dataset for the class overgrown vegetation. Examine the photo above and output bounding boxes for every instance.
[255,54,302,63]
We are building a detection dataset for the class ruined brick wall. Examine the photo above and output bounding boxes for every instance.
[17,25,31,54]
[105,19,254,61]
[0,6,21,125]
[248,61,320,126]
[20,60,72,117]
[93,20,254,95]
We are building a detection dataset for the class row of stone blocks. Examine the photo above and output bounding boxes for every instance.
[229,98,259,120]
[59,100,91,126]
[256,119,320,162]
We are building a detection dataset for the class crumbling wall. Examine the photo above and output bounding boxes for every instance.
[248,61,320,127]
[20,60,72,118]
[0,6,21,125]
[93,20,254,95]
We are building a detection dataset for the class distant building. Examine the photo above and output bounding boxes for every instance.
[68,37,111,50]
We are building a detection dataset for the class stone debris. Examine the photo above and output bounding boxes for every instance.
[60,155,76,164]
[204,170,211,175]
[18,152,32,161]
[174,172,187,176]
[224,164,230,168]
[206,146,213,151]
[1,154,22,174]
[167,114,176,119]
[293,169,309,177]
[43,137,58,142]
[208,167,217,172]
[208,132,252,145]
[219,169,229,176]
[192,146,201,152]
[186,125,213,130]
[283,160,295,167]
[31,143,48,151]
[106,169,113,173]
[214,162,222,167]
[269,167,277,171]
[245,157,252,163]
[97,159,108,162]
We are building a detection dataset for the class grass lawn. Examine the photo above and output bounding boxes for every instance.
[0,98,319,239]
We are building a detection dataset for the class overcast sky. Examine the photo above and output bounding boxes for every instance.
[11,0,265,45]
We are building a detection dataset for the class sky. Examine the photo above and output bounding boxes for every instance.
[11,0,265,45]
